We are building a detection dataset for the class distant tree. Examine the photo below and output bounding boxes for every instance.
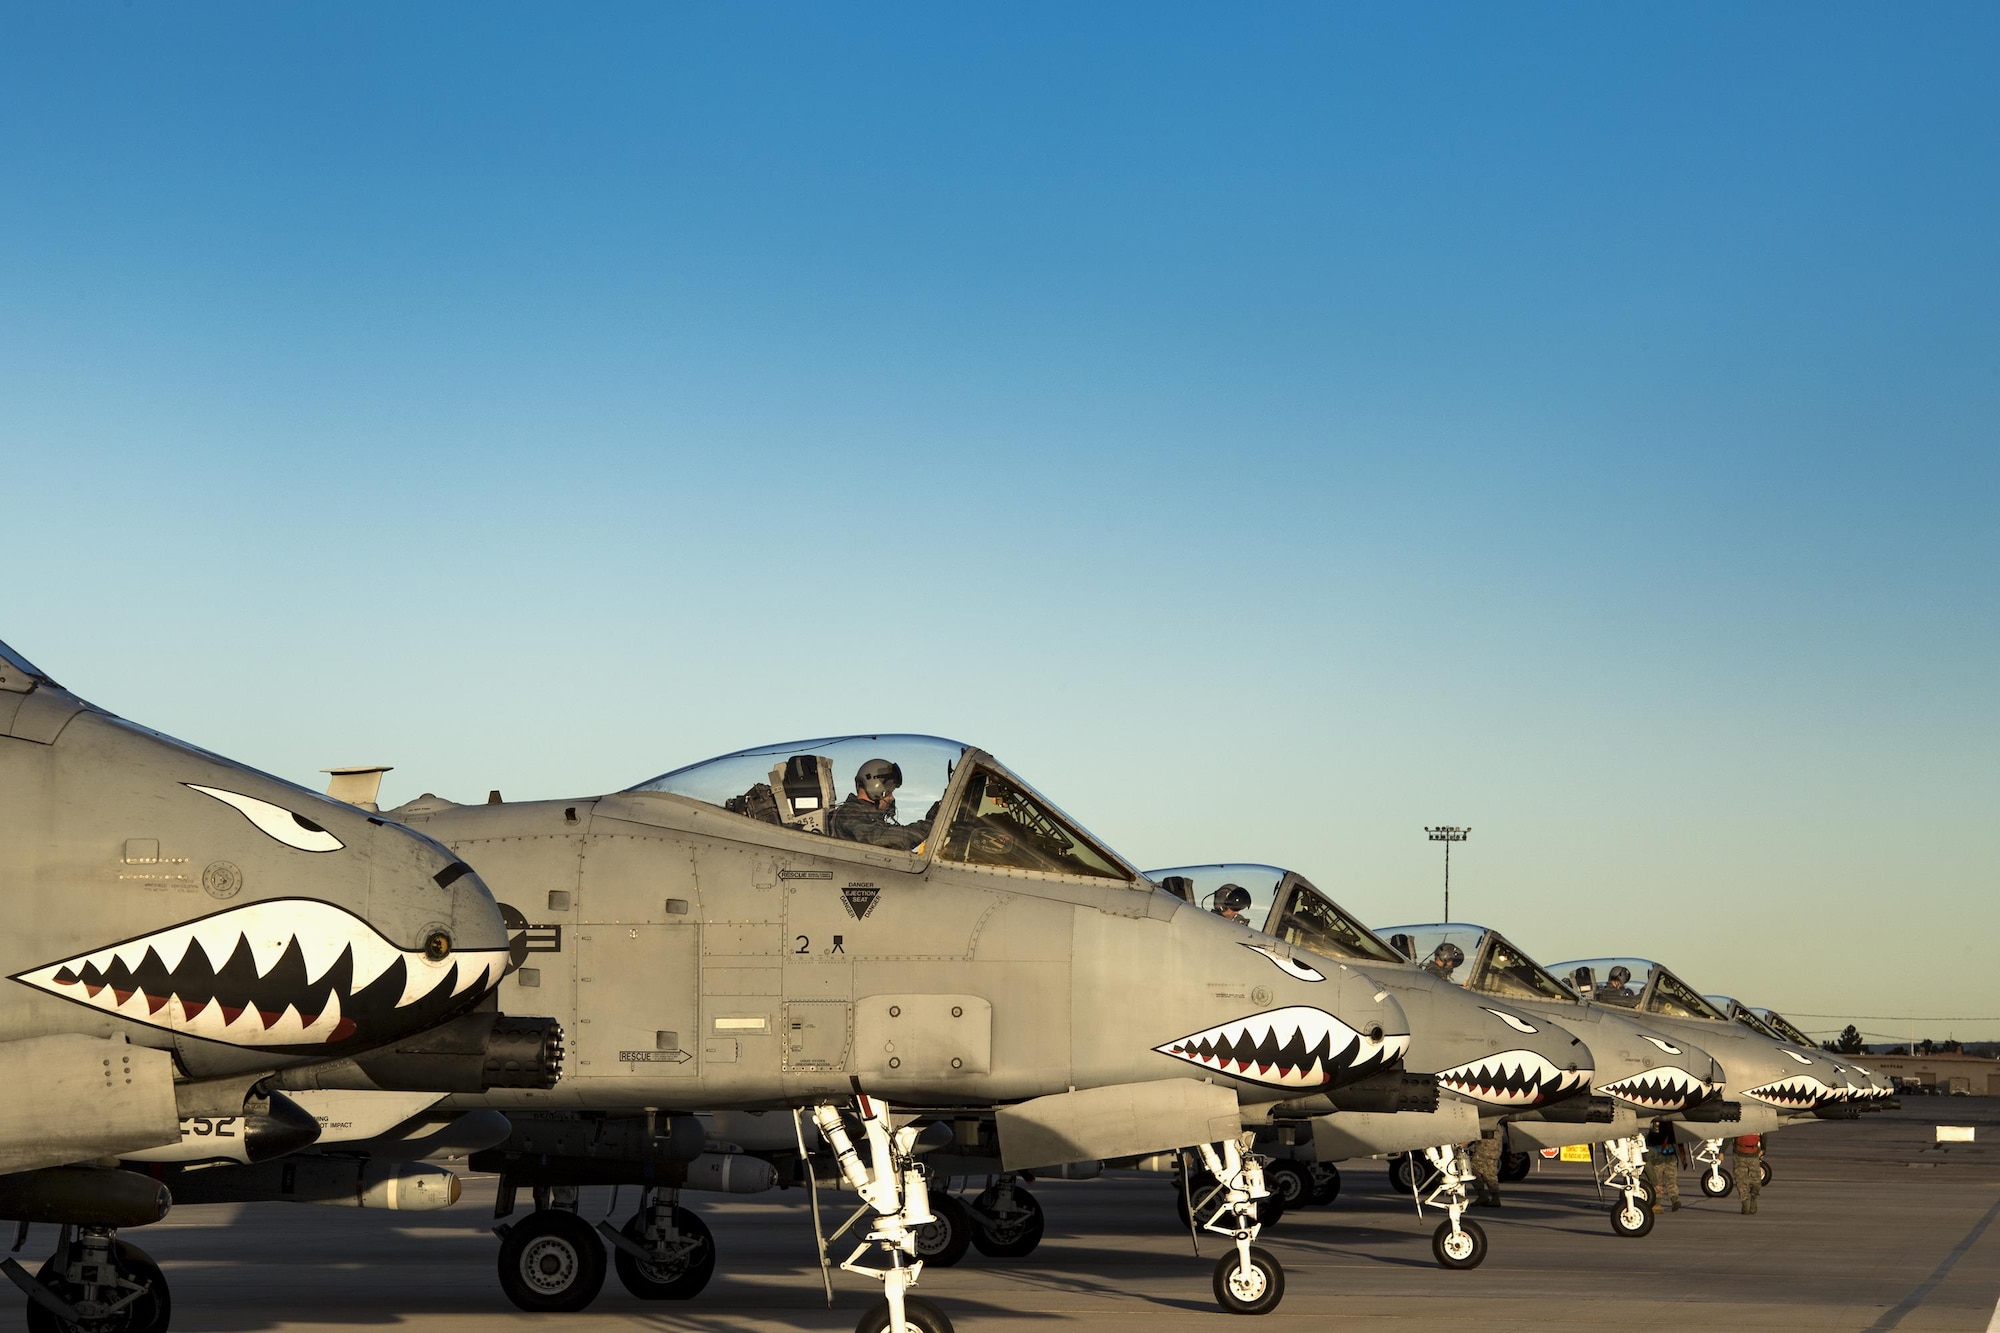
[1941,1038,1963,1054]
[1838,1025,1865,1055]
[1918,1039,1935,1056]
[1821,1040,1839,1052]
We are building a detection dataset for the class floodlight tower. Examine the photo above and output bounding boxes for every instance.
[1426,825,1469,920]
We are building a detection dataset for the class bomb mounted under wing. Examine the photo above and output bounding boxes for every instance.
[361,734,1410,1325]
[0,638,558,1333]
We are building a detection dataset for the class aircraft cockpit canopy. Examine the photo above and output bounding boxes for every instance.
[1750,1008,1818,1048]
[1144,865,1406,964]
[1372,923,1580,1002]
[1555,957,1730,1022]
[629,734,1133,881]
[1706,995,1784,1039]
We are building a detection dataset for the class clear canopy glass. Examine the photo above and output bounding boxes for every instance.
[629,735,1132,880]
[1749,1008,1817,1047]
[630,735,967,846]
[1146,865,1288,919]
[1373,923,1580,1001]
[1706,995,1784,1040]
[1144,866,1406,963]
[1554,957,1729,1022]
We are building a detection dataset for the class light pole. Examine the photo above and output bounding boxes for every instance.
[1426,826,1469,920]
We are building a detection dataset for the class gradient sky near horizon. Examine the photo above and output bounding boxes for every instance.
[4,5,1995,1040]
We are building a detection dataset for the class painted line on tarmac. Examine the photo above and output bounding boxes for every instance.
[1863,1193,2000,1332]
[1987,1295,2000,1333]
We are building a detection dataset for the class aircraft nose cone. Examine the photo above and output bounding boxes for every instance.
[243,1091,323,1162]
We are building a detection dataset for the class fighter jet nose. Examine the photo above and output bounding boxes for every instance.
[242,1091,323,1162]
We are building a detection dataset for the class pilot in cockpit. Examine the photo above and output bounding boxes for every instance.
[1425,942,1465,981]
[828,758,934,851]
[1604,965,1635,998]
[1212,884,1252,923]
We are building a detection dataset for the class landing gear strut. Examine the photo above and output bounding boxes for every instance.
[1186,1136,1285,1314]
[966,1179,1043,1258]
[1694,1137,1735,1198]
[10,1228,171,1333]
[1602,1135,1654,1237]
[811,1098,952,1333]
[1416,1144,1487,1270]
[600,1188,715,1299]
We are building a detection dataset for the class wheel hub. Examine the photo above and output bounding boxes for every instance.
[521,1239,579,1292]
[1226,1262,1267,1301]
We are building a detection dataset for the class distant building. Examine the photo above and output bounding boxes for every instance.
[1857,1052,2000,1096]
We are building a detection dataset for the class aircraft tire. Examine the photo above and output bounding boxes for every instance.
[1499,1151,1533,1183]
[1264,1161,1310,1208]
[970,1185,1045,1258]
[1212,1245,1284,1315]
[1609,1196,1655,1238]
[857,1294,955,1333]
[1308,1163,1342,1206]
[1431,1218,1487,1270]
[27,1240,170,1333]
[913,1193,973,1268]
[1387,1154,1440,1195]
[1700,1169,1736,1199]
[1759,1160,1772,1187]
[497,1210,606,1313]
[612,1207,715,1300]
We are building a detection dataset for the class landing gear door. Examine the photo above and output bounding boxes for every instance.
[576,924,700,1077]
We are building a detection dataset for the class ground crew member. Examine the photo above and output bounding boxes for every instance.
[1732,1133,1764,1214]
[1469,1130,1502,1207]
[1644,1123,1681,1212]
[829,759,932,850]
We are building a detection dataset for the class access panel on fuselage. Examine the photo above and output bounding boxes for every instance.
[575,925,700,1080]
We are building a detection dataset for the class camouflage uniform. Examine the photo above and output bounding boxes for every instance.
[1733,1134,1763,1215]
[1469,1132,1502,1207]
[1643,1126,1680,1212]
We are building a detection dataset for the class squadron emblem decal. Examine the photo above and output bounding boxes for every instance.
[11,898,507,1053]
[841,884,882,920]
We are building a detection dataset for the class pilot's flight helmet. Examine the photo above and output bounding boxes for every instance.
[1214,883,1252,915]
[1433,942,1465,969]
[856,758,903,802]
[1607,965,1632,988]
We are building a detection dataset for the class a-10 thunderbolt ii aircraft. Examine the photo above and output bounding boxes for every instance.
[0,639,560,1333]
[1547,955,1863,1207]
[342,735,1412,1329]
[1142,866,1600,1269]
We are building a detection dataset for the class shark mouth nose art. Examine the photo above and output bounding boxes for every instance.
[11,899,508,1052]
[1434,1051,1591,1107]
[1742,1074,1837,1110]
[1600,1066,1717,1111]
[1154,1006,1408,1090]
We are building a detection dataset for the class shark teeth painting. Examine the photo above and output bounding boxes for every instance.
[1600,1066,1718,1111]
[1742,1075,1837,1110]
[11,898,507,1053]
[1153,1005,1408,1091]
[1434,1051,1591,1107]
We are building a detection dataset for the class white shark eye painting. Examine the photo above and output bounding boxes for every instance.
[186,784,345,853]
[1241,943,1324,983]
[1482,1007,1540,1034]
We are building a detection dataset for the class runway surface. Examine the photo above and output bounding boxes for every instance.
[4,1101,1996,1333]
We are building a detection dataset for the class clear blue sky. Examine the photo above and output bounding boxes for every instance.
[5,5,1995,1039]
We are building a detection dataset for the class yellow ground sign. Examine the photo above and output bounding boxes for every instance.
[1558,1144,1593,1162]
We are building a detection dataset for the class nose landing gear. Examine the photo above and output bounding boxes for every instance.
[1416,1144,1487,1271]
[811,1098,951,1333]
[1187,1136,1285,1315]
[9,1228,170,1333]
[1601,1135,1654,1237]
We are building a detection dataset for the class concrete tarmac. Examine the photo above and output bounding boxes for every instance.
[4,1101,1996,1333]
